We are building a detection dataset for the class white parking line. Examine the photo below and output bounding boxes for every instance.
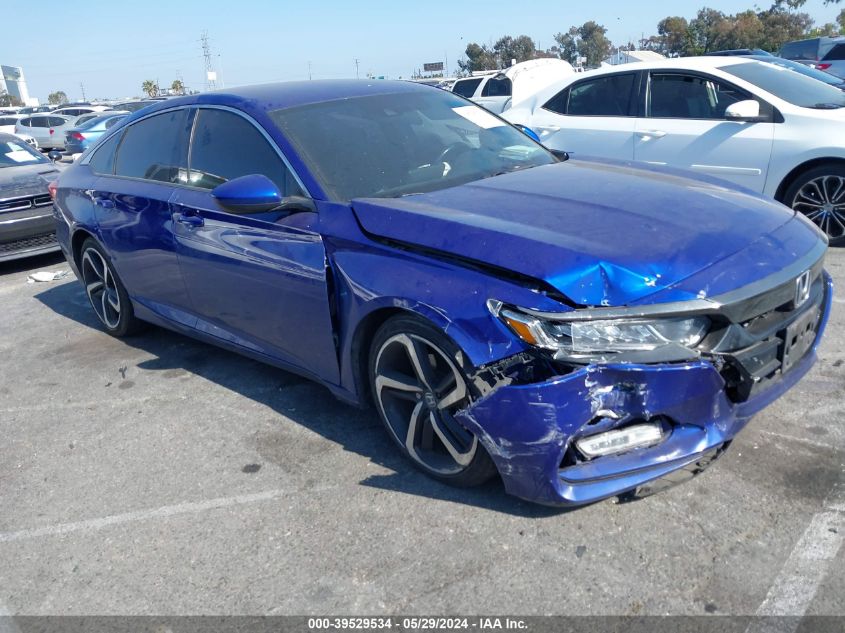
[746,481,845,631]
[0,488,302,544]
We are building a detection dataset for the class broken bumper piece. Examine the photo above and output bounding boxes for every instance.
[456,274,833,507]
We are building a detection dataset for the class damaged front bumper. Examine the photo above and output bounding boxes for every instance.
[456,272,834,507]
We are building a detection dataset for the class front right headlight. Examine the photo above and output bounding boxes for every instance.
[496,306,709,360]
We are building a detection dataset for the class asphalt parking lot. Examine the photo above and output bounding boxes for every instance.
[0,247,843,617]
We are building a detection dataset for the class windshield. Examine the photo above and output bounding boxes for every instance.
[749,56,843,86]
[0,138,49,167]
[269,89,556,201]
[720,61,845,108]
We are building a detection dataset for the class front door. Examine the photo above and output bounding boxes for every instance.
[172,107,339,383]
[633,72,775,193]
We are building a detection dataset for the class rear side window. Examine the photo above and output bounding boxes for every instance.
[30,117,49,127]
[544,73,636,116]
[189,108,299,195]
[114,109,190,183]
[88,132,123,175]
[18,118,32,127]
[481,76,511,97]
[823,44,845,61]
[0,117,17,125]
[452,78,483,98]
[48,117,67,127]
[780,39,819,60]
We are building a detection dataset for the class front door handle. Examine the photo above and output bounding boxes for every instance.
[173,211,204,228]
[636,130,667,139]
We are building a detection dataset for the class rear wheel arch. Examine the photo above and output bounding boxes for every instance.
[71,228,97,270]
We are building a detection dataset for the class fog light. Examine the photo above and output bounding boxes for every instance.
[575,423,665,458]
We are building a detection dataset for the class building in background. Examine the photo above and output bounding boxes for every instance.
[603,50,666,66]
[0,65,37,106]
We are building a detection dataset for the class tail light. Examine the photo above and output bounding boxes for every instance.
[48,181,58,200]
[817,63,832,70]
[70,132,85,141]
[49,128,54,135]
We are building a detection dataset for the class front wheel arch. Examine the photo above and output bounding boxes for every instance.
[775,158,845,203]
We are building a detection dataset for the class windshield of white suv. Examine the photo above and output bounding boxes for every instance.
[270,90,556,201]
[720,61,845,109]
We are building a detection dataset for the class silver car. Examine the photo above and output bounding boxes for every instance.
[780,36,845,79]
[14,115,75,150]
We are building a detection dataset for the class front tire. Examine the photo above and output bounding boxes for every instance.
[784,165,845,246]
[369,315,497,487]
[79,238,144,337]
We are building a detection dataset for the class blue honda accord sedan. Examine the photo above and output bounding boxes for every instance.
[51,80,832,506]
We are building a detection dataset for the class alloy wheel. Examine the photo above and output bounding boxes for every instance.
[81,247,121,330]
[373,333,477,475]
[791,175,845,241]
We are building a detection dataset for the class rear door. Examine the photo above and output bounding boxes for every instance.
[633,71,775,193]
[171,107,338,381]
[528,71,638,159]
[92,108,196,323]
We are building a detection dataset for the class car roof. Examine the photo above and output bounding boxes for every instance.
[128,79,434,121]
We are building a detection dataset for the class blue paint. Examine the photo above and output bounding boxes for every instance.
[53,80,833,506]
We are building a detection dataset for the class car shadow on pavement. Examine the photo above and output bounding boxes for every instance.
[0,251,66,276]
[33,280,569,518]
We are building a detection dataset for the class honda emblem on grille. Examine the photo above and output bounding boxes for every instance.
[794,270,811,308]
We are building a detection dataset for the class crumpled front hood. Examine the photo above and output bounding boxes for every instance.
[351,160,798,306]
[0,163,61,199]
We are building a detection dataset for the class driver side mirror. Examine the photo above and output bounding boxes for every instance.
[47,150,63,163]
[211,174,315,215]
[725,100,763,122]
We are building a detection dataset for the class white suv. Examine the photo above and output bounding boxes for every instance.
[505,56,845,244]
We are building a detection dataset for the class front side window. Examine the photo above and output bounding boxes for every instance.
[648,73,747,119]
[188,108,299,195]
[452,78,482,98]
[113,109,189,183]
[544,73,636,117]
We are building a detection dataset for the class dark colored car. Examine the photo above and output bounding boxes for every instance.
[109,101,159,113]
[0,133,62,262]
[52,81,831,506]
[64,112,129,155]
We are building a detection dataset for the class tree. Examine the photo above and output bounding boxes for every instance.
[0,90,23,107]
[171,79,185,95]
[554,21,611,68]
[457,43,497,74]
[656,16,692,56]
[757,5,813,51]
[493,35,537,68]
[141,80,158,98]
[47,90,68,105]
[838,8,845,31]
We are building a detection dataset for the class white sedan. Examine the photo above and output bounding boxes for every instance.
[504,56,845,244]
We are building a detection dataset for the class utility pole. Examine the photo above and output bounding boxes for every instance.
[201,30,216,91]
[354,58,360,79]
[308,61,312,80]
[79,82,86,101]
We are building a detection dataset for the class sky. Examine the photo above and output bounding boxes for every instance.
[4,0,843,102]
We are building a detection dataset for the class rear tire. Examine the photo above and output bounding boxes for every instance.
[369,315,497,487]
[783,164,845,246]
[79,238,144,337]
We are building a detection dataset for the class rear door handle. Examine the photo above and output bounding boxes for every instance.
[636,130,667,139]
[173,211,204,228]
